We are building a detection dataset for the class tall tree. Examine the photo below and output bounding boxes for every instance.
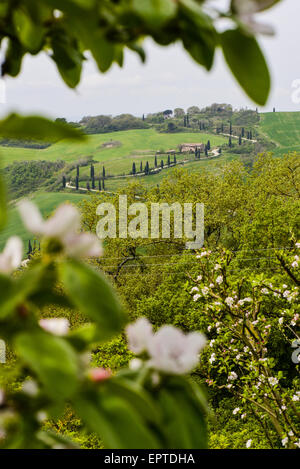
[207,140,211,151]
[62,175,66,188]
[90,164,94,179]
[167,155,170,166]
[27,240,32,257]
[161,160,164,169]
[102,166,106,179]
[132,162,136,175]
[154,154,157,168]
[75,176,79,191]
[76,165,79,177]
[140,162,143,173]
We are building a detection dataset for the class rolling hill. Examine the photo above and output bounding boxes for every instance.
[259,112,300,155]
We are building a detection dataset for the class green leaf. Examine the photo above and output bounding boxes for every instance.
[221,28,271,105]
[107,377,161,425]
[13,9,45,53]
[2,39,25,77]
[0,114,86,142]
[132,0,177,28]
[59,260,127,339]
[74,388,161,449]
[51,32,83,88]
[14,330,79,400]
[156,376,207,449]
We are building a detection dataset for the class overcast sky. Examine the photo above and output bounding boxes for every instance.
[1,0,299,121]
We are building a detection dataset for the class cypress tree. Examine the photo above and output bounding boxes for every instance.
[75,176,79,190]
[98,178,102,191]
[132,162,136,175]
[161,160,164,169]
[229,121,232,135]
[167,155,170,166]
[87,182,90,191]
[241,127,245,137]
[92,175,95,189]
[103,179,105,191]
[27,240,32,257]
[186,114,189,127]
[76,165,79,177]
[207,140,211,151]
[62,175,66,188]
[154,154,157,168]
[205,146,208,156]
[140,162,143,172]
[184,115,187,127]
[102,166,106,179]
[239,135,242,145]
[90,164,94,179]
[174,155,177,164]
[229,136,232,148]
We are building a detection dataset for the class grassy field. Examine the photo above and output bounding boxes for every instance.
[0,129,227,171]
[260,112,300,154]
[0,192,87,250]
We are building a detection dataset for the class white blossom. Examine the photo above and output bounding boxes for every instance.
[233,407,240,415]
[281,437,288,447]
[190,286,199,294]
[292,394,299,402]
[126,317,153,354]
[129,358,143,371]
[22,380,39,396]
[246,439,252,448]
[209,353,216,364]
[201,287,209,296]
[216,275,223,285]
[225,297,234,307]
[228,371,238,381]
[193,293,201,302]
[268,377,278,387]
[39,318,70,336]
[233,0,275,36]
[147,326,206,375]
[18,200,102,258]
[0,236,23,274]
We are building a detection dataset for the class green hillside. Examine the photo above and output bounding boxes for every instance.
[0,192,87,250]
[0,128,227,170]
[260,112,300,154]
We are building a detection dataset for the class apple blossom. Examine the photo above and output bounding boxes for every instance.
[0,236,23,274]
[125,317,153,354]
[39,318,70,336]
[233,0,275,36]
[147,325,206,375]
[246,439,252,448]
[18,200,102,258]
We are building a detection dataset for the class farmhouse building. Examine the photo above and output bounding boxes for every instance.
[180,143,205,153]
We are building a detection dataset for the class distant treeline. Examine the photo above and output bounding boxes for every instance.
[0,138,51,149]
[79,114,149,134]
